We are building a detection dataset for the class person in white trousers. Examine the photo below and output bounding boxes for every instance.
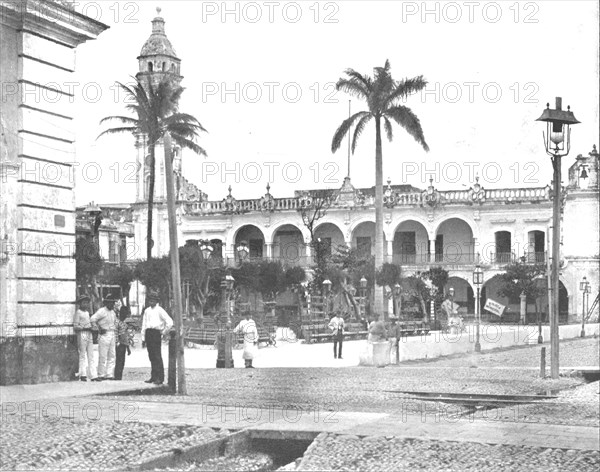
[73,295,98,381]
[90,299,117,380]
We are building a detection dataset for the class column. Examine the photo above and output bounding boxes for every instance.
[387,240,394,263]
[430,239,436,263]
[265,242,273,259]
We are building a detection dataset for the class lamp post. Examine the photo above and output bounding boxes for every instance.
[473,264,483,352]
[360,276,367,320]
[83,202,102,311]
[200,240,214,261]
[536,97,580,379]
[216,274,235,368]
[236,241,249,264]
[322,279,332,321]
[580,277,590,337]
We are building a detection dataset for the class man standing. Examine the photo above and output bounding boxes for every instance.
[328,311,345,359]
[141,292,173,384]
[234,312,258,368]
[73,295,98,381]
[90,298,117,381]
[114,304,133,380]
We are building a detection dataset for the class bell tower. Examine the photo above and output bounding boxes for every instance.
[133,8,182,257]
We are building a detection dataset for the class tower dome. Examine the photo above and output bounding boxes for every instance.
[139,8,178,58]
[136,7,182,87]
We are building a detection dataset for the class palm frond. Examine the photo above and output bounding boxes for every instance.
[336,79,369,101]
[96,126,138,140]
[383,116,393,142]
[383,75,428,109]
[385,106,429,151]
[171,135,207,157]
[331,111,371,153]
[351,113,373,153]
[99,115,139,126]
[343,69,373,90]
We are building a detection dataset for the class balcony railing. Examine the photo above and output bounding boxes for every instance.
[392,253,477,266]
[181,185,552,215]
[524,251,547,264]
[492,252,516,264]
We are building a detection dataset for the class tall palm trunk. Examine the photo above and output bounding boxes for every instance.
[374,116,384,318]
[146,142,156,260]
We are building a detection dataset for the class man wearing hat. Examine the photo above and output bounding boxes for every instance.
[90,297,117,380]
[73,295,98,381]
[141,291,173,384]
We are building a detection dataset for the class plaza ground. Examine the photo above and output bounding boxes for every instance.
[1,336,598,471]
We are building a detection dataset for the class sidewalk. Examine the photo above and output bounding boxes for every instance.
[2,382,598,452]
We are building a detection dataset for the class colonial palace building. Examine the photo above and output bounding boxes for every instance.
[79,11,599,323]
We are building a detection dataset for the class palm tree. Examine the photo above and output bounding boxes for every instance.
[331,60,429,317]
[98,77,207,260]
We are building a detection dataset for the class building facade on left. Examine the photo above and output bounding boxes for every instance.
[0,0,108,385]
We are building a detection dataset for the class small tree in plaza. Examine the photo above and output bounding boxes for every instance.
[497,259,547,320]
[398,267,449,323]
[324,245,375,319]
[100,264,135,307]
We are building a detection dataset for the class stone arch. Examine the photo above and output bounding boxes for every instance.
[270,223,306,266]
[435,217,475,264]
[228,224,266,261]
[392,219,430,264]
[314,222,345,256]
[445,276,474,315]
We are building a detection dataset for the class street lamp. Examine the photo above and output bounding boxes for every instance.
[473,264,483,353]
[359,276,368,320]
[216,274,235,368]
[83,202,102,310]
[580,277,591,337]
[236,241,249,264]
[536,97,580,379]
[200,240,214,260]
[322,279,332,319]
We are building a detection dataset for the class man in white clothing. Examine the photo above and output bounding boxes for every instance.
[234,313,258,368]
[90,299,117,380]
[141,292,173,384]
[73,295,98,381]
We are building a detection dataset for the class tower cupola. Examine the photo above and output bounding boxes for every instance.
[136,7,182,88]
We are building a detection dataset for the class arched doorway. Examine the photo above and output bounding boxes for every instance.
[435,218,474,264]
[234,225,265,263]
[393,220,429,264]
[273,224,305,266]
[445,276,474,315]
[352,221,375,258]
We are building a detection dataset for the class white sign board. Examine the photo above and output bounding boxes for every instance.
[484,298,506,316]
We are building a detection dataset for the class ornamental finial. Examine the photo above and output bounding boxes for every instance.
[156,7,162,15]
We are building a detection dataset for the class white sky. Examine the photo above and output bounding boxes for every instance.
[71,0,600,205]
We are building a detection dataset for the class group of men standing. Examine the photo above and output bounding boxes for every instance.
[73,295,133,382]
[74,291,174,385]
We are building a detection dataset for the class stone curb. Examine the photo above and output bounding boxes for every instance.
[125,429,252,471]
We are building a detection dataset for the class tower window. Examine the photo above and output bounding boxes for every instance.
[162,62,166,71]
[148,61,153,72]
[170,64,175,72]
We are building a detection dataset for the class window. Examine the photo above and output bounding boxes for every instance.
[109,239,118,263]
[119,236,127,263]
[148,62,153,72]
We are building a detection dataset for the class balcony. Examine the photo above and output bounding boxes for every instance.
[391,253,477,266]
